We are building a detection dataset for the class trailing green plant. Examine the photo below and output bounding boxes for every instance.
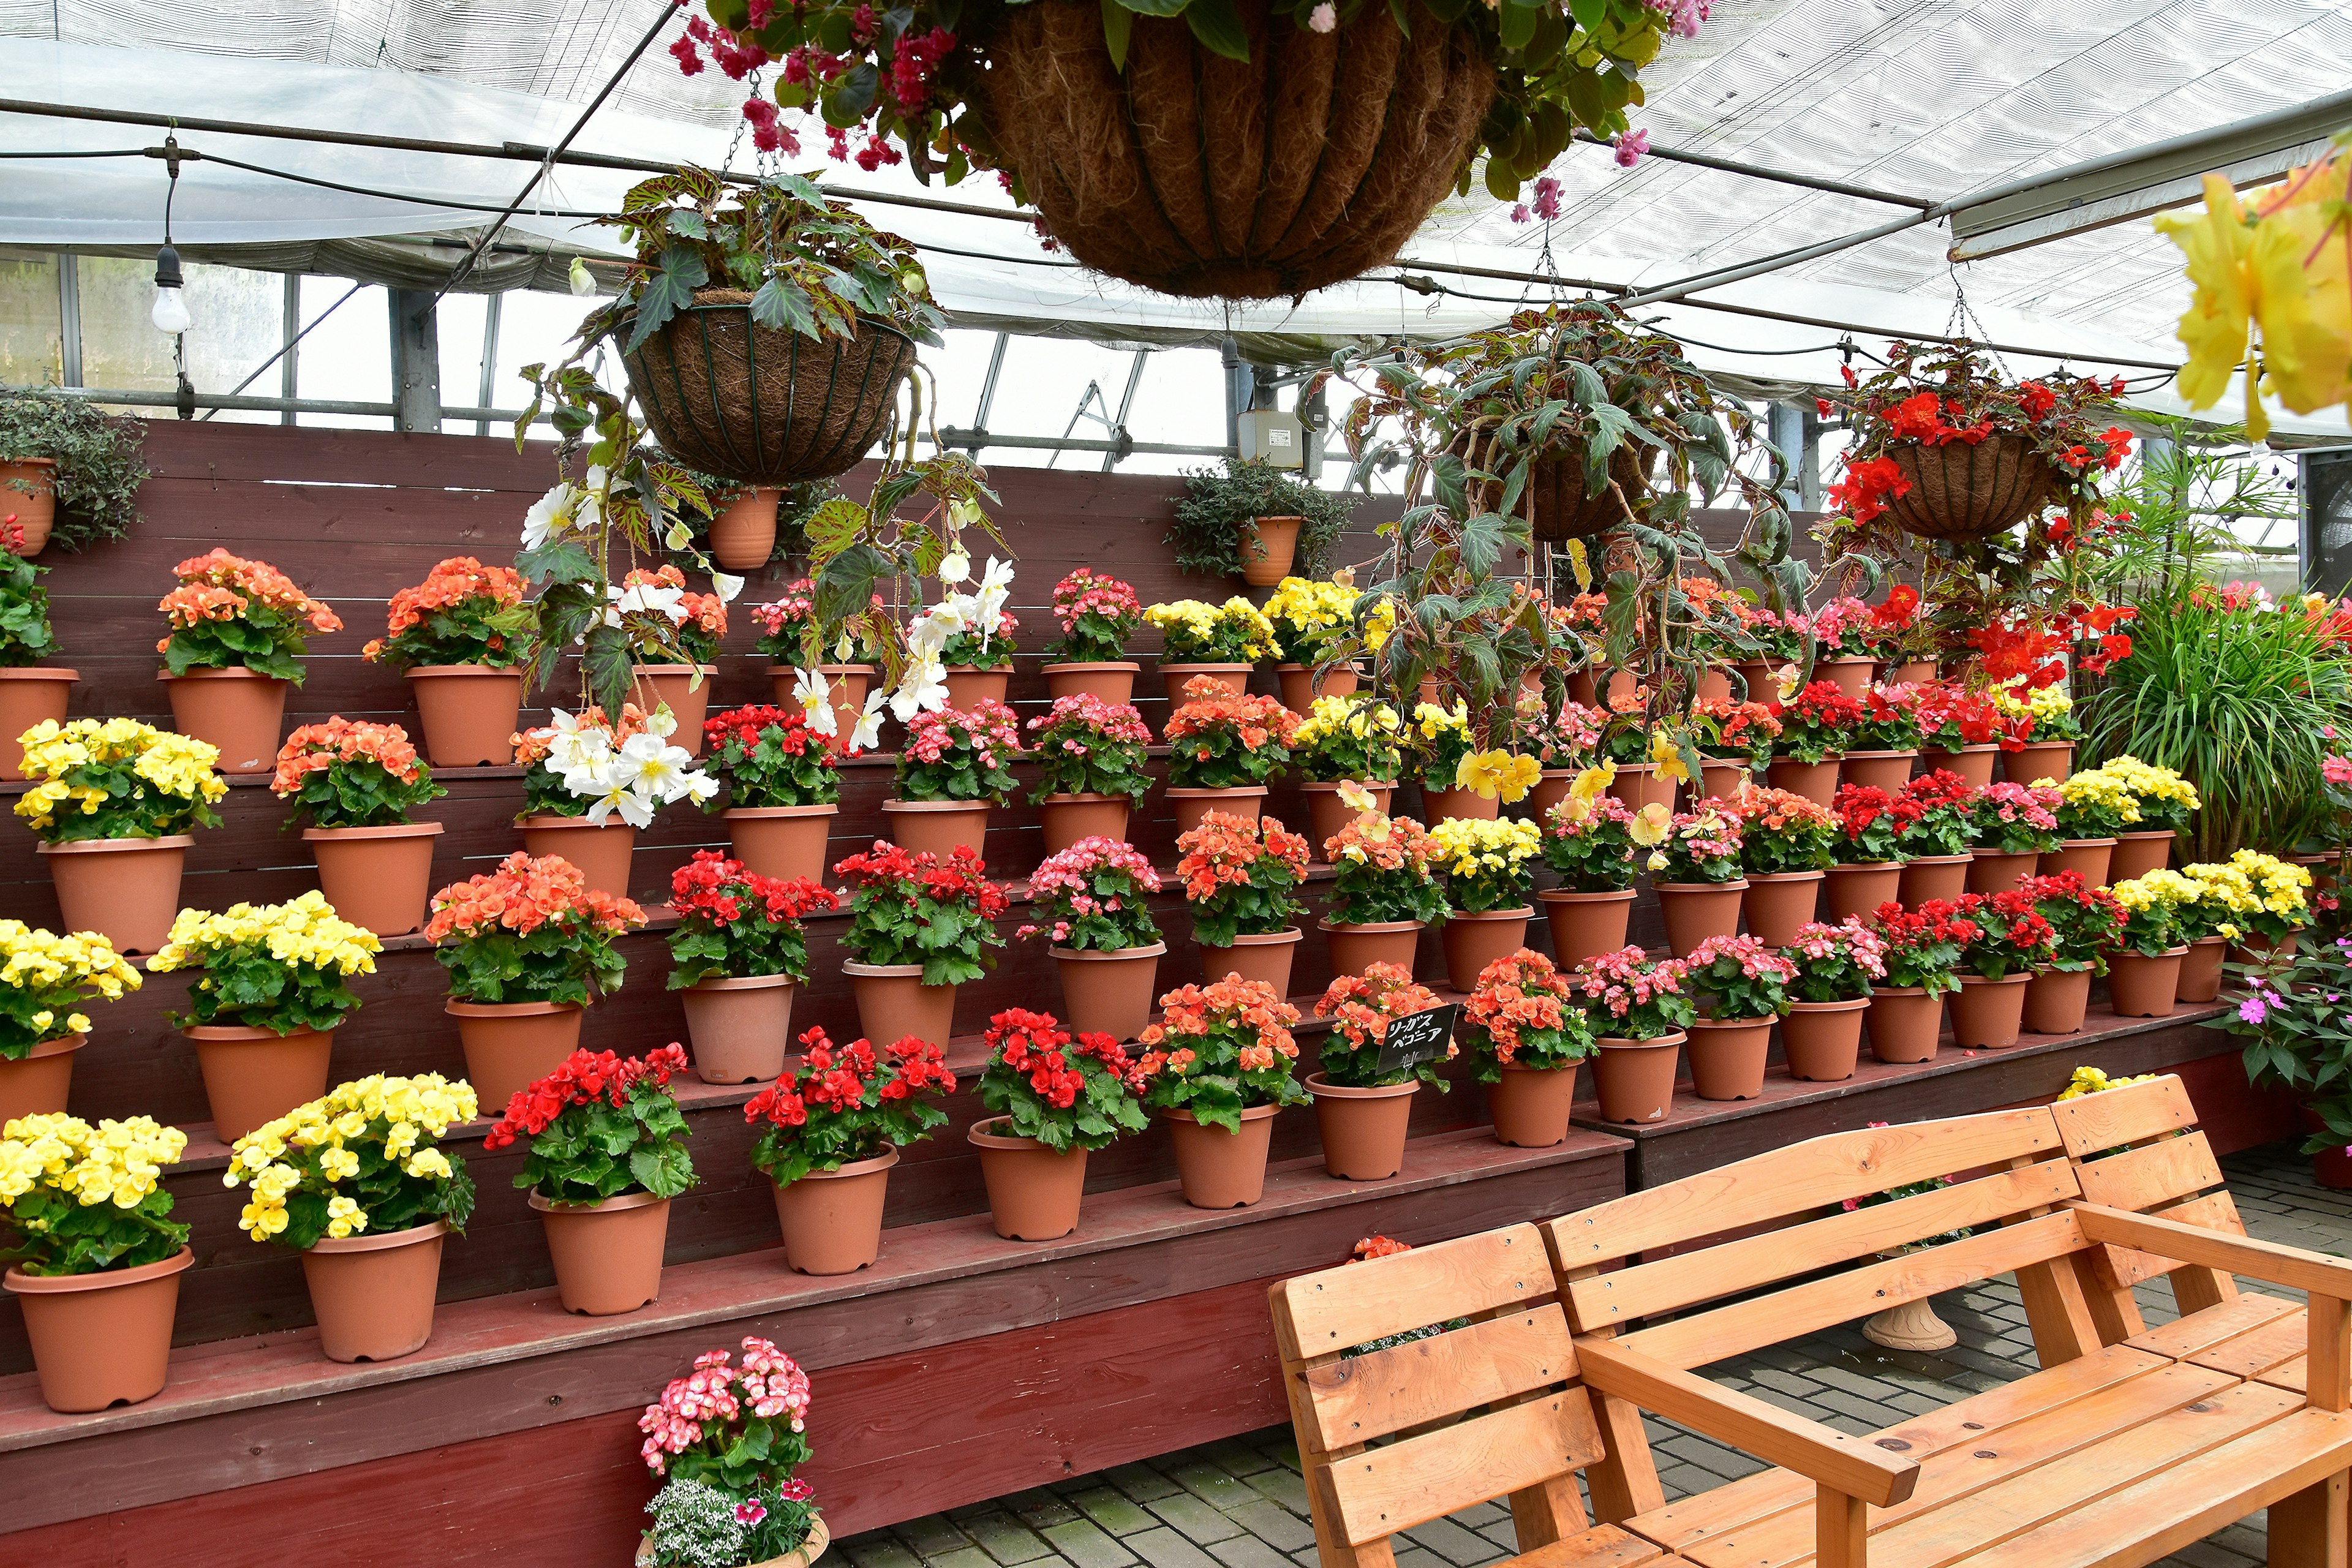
[1167,459,1359,579]
[0,552,56,666]
[0,388,149,549]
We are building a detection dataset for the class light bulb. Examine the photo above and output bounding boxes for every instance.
[151,285,190,336]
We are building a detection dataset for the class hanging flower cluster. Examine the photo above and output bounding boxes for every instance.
[363,556,531,671]
[886,555,1017,724]
[516,704,717,826]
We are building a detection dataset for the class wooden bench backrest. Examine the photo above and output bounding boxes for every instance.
[2051,1073,2244,1332]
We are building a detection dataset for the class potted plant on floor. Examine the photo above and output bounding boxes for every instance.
[1778,919,1887,1081]
[1464,949,1594,1147]
[706,704,844,886]
[484,1042,696,1316]
[1164,678,1298,832]
[1429,816,1542,991]
[362,557,534,766]
[1968,781,2063,893]
[833,841,1006,1049]
[969,1008,1148,1242]
[1167,460,1360,582]
[747,1028,956,1275]
[1690,698,1779,801]
[1026,693,1155,853]
[0,1113,189,1412]
[0,922,139,1125]
[1577,946,1696,1125]
[2098,756,2200,881]
[1137,977,1306,1210]
[1265,575,1378,714]
[0,388,146,556]
[428,851,649,1107]
[638,1337,823,1568]
[1144,597,1278,706]
[1992,677,2081,784]
[17,718,224,955]
[1537,778,1652,965]
[155,549,342,773]
[1766,680,1861,805]
[1726,785,1836,945]
[616,564,731,752]
[2107,870,2197,1018]
[1679,934,1796,1101]
[667,851,837,1084]
[1041,568,1145,704]
[223,1073,478,1363]
[271,718,448,937]
[1292,696,1405,853]
[0,549,72,780]
[1321,807,1447,978]
[885,701,1023,858]
[516,704,716,897]
[1939,891,2059,1049]
[1309,963,1447,1181]
[2045,767,2138,885]
[1896,770,1980,906]
[1649,804,1748,959]
[1842,684,1923,793]
[1913,682,2003,786]
[1021,837,1167,1042]
[753,579,890,754]
[2018,872,2127,1034]
[1825,783,1913,922]
[1178,809,1312,994]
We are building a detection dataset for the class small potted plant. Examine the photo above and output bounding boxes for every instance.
[666,851,837,1084]
[1968,781,2064,893]
[752,578,888,754]
[2107,870,2198,1018]
[427,850,649,1107]
[2017,870,2127,1035]
[1264,575,1373,714]
[0,1113,189,1412]
[1577,946,1696,1125]
[1309,963,1447,1181]
[705,704,843,886]
[1679,933,1796,1101]
[1026,693,1155,853]
[271,718,448,937]
[697,474,783,570]
[969,1008,1148,1242]
[0,386,148,556]
[2174,858,2280,1001]
[0,550,72,781]
[1042,568,1145,703]
[1164,677,1298,832]
[1840,684,1923,794]
[0,921,139,1125]
[1537,780,1656,965]
[1689,697,1779,800]
[516,704,715,897]
[1913,683,2002,786]
[617,564,731,752]
[1725,785,1836,946]
[1940,891,2058,1049]
[484,1042,696,1316]
[17,718,224,954]
[637,1337,823,1568]
[1825,784,1913,922]
[937,596,1019,710]
[1804,596,1881,696]
[2184,850,2312,964]
[361,557,534,766]
[149,891,382,1142]
[1649,804,1747,959]
[1896,769,1980,906]
[1856,586,1939,682]
[1144,597,1279,707]
[832,841,1006,1050]
[2097,756,2200,881]
[1463,949,1594,1147]
[1167,458,1355,588]
[156,548,343,772]
[1527,698,1610,811]
[1177,809,1312,995]
[746,1029,956,1275]
[884,701,1023,858]
[1992,677,2081,784]
[1020,837,1167,1042]
[1321,807,1447,978]
[1778,919,1888,1081]
[2046,768,2138,885]
[1865,902,1970,1062]
[1766,680,1861,806]
[1429,816,1543,990]
[1136,977,1306,1210]
[1292,696,1404,853]
[223,1073,479,1363]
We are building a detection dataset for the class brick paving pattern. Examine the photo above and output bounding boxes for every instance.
[840,1143,2352,1568]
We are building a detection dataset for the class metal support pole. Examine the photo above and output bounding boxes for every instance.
[964,331,1010,454]
[1222,338,1253,458]
[55,255,81,389]
[388,288,442,432]
[1104,349,1149,473]
[1798,407,1823,513]
[280,274,300,426]
[1302,375,1329,483]
[476,293,503,438]
[1768,402,1806,511]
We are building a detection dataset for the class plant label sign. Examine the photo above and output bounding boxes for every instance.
[1375,1003,1458,1077]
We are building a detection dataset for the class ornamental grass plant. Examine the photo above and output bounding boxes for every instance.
[665,851,836,989]
[1314,963,1449,1088]
[1165,680,1298,788]
[1174,811,1311,947]
[156,548,342,682]
[1462,951,1595,1076]
[270,718,445,829]
[483,1043,697,1205]
[1025,695,1155,805]
[701,705,842,808]
[0,1113,187,1275]
[14,718,225,841]
[148,892,380,1033]
[742,1029,957,1185]
[0,922,138,1058]
[831,842,1008,985]
[975,1009,1148,1153]
[224,1073,479,1246]
[1135,978,1306,1129]
[426,851,649,1005]
[360,557,532,671]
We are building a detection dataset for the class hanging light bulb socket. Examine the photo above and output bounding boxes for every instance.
[149,132,193,338]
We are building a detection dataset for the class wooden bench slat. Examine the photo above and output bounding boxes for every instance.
[2124,1292,2303,1360]
[2071,1129,2225,1212]
[1275,1225,1553,1358]
[2094,1192,2247,1291]
[1298,1308,1577,1450]
[1322,1391,1604,1545]
[1513,1523,1677,1568]
[2048,1074,2202,1161]
[2184,1302,2310,1381]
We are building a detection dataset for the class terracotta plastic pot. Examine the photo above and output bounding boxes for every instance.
[302,1219,447,1363]
[1686,1016,1773,1101]
[1766,756,1843,808]
[1947,973,2030,1050]
[530,1189,671,1315]
[2005,741,2074,785]
[725,803,838,886]
[943,667,1012,710]
[1490,1061,1580,1148]
[1319,918,1422,978]
[1868,986,1943,1063]
[1158,663,1251,708]
[2022,968,2092,1035]
[1441,907,1532,992]
[1967,848,2040,894]
[0,456,57,553]
[1275,662,1360,715]
[1605,763,1677,815]
[1241,516,1302,587]
[1528,769,1577,821]
[1824,862,1905,924]
[2230,930,2296,967]
[1302,781,1391,858]
[1654,880,1749,959]
[768,665,875,756]
[6,1246,192,1412]
[2040,837,2116,886]
[2177,937,2228,1003]
[0,1032,81,1125]
[305,821,443,937]
[970,1120,1090,1240]
[404,666,524,766]
[1918,745,1999,789]
[880,797,992,859]
[1884,661,1939,686]
[1782,1000,1868,1082]
[186,1023,337,1143]
[1591,1035,1684,1124]
[2109,831,2176,883]
[1839,750,1917,794]
[682,973,796,1084]
[1695,669,1733,706]
[1817,658,1875,698]
[709,486,781,568]
[1306,1074,1415,1180]
[1052,943,1166,1042]
[845,962,957,1050]
[1899,853,1973,908]
[518,813,636,899]
[1742,872,1824,948]
[2108,946,2188,1019]
[162,666,286,772]
[1039,793,1133,856]
[0,666,74,780]
[1042,662,1139,704]
[772,1147,897,1275]
[1199,928,1302,993]
[1539,889,1635,968]
[632,664,715,754]
[1419,784,1499,823]
[1730,660,1777,704]
[446,999,585,1110]
[1164,1104,1279,1208]
[1167,785,1265,836]
[1698,760,1752,803]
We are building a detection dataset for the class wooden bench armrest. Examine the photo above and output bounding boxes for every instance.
[1574,1338,1920,1507]
[2070,1202,2352,1298]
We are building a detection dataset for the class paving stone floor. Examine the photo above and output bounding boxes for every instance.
[839,1142,2352,1568]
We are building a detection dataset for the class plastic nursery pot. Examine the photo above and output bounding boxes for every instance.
[1539,889,1635,968]
[304,821,444,937]
[969,1120,1089,1242]
[1042,662,1140,704]
[768,665,875,758]
[1038,793,1133,856]
[1918,745,1999,789]
[2230,930,2296,967]
[1697,761,1751,802]
[1782,1000,1868,1082]
[1306,1075,1416,1182]
[1824,862,1905,924]
[2040,838,2117,887]
[301,1219,447,1363]
[2005,741,2075,785]
[1241,516,1303,587]
[1052,944,1167,1042]
[1899,854,1973,908]
[2109,831,2177,883]
[39,835,192,957]
[1199,928,1302,993]
[1490,1062,1581,1148]
[1164,1105,1280,1209]
[1884,660,1939,685]
[1654,880,1749,960]
[518,814,637,900]
[844,962,957,1051]
[0,1032,81,1126]
[2108,946,2189,1019]
[631,665,715,755]
[1166,785,1265,836]
[404,666,525,767]
[0,666,74,780]
[942,667,1012,710]
[1156,663,1251,707]
[1817,658,1875,699]
[682,974,796,1084]
[1729,660,1776,704]
[1839,750,1918,794]
[1528,769,1577,821]
[1591,1035,1685,1125]
[708,485,782,570]
[5,1246,193,1413]
[1300,782,1391,859]
[2177,938,2228,1004]
[1741,872,1824,948]
[1694,669,1733,706]
[1766,756,1843,808]
[1947,973,2030,1050]
[1605,763,1678,815]
[0,456,56,553]
[1275,662,1360,716]
[1867,987,1943,1064]
[162,666,287,773]
[1318,918,1422,979]
[772,1147,897,1275]
[2021,968,2092,1035]
[725,803,839,886]
[185,1023,337,1144]
[1967,849,2040,895]
[1419,785,1500,824]
[530,1190,671,1316]
[445,999,585,1110]
[878,797,992,859]
[1686,1016,1773,1101]
[1441,907,1533,993]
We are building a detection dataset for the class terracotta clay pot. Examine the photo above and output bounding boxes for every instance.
[1919,745,1999,789]
[1868,986,1943,1063]
[518,813,636,899]
[631,664,715,754]
[725,803,838,886]
[1164,1104,1279,1208]
[162,666,287,772]
[1419,784,1499,823]
[1490,1061,1580,1148]
[2022,968,2092,1035]
[1528,769,1578,821]
[681,973,796,1084]
[1947,973,2030,1050]
[1199,928,1302,993]
[1782,1000,1868,1082]
[530,1189,671,1315]
[708,485,782,568]
[970,1120,1088,1240]
[446,999,585,1109]
[1605,763,1677,815]
[0,1032,81,1125]
[880,797,992,859]
[1275,662,1360,715]
[1167,785,1265,836]
[0,666,74,780]
[2005,741,2074,785]
[2108,946,2188,1019]
[1319,918,1422,978]
[1884,661,1939,685]
[1043,662,1141,704]
[1839,750,1918,794]
[186,1023,336,1142]
[845,962,957,1050]
[1301,781,1391,858]
[404,666,524,766]
[6,1246,192,1412]
[1817,658,1875,698]
[1967,848,2040,894]
[1686,1016,1773,1101]
[302,1219,447,1363]
[1899,854,1973,908]
[772,1147,897,1275]
[2109,831,2176,883]
[1053,944,1166,1041]
[1306,1075,1416,1180]
[1742,872,1824,948]
[1654,880,1749,959]
[1241,516,1303,587]
[1825,862,1905,924]
[1539,889,1636,968]
[1039,793,1132,856]
[2040,838,2116,886]
[1698,760,1752,802]
[1695,669,1732,705]
[1766,756,1843,808]
[1441,907,1532,992]
[1591,1035,1684,1124]
[2177,937,2228,1003]
[1158,663,1252,708]
[305,821,443,937]
[768,665,875,757]
[943,666,1012,710]
[0,456,57,553]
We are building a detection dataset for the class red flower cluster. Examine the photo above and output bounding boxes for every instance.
[1826,456,1911,525]
[670,850,838,925]
[982,1008,1142,1109]
[743,1027,956,1129]
[704,704,826,758]
[1902,768,1979,813]
[1872,899,1982,952]
[832,840,1008,919]
[1868,584,1922,635]
[1772,680,1866,731]
[483,1042,689,1150]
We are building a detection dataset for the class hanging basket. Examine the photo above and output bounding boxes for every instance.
[619,292,917,484]
[1879,434,2054,541]
[967,0,1496,299]
[1453,441,1649,543]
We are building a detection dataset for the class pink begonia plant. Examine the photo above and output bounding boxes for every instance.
[638,1335,812,1476]
[1019,836,1164,952]
[1575,946,1697,1040]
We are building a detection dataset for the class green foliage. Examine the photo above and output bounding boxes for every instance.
[0,1182,186,1276]
[833,845,1006,986]
[745,1033,956,1186]
[0,553,56,666]
[1328,853,1451,927]
[160,598,318,684]
[893,705,1023,803]
[435,914,631,1006]
[706,706,842,809]
[1537,798,1642,891]
[2227,939,2352,1153]
[162,944,366,1033]
[665,856,832,988]
[0,389,149,550]
[976,1013,1150,1153]
[511,1075,697,1207]
[278,755,445,832]
[1027,711,1154,807]
[1167,458,1359,579]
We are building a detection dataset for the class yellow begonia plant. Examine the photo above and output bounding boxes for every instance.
[13,717,226,843]
[224,1073,478,1248]
[148,890,382,1035]
[0,921,139,1061]
[1428,816,1545,912]
[1142,597,1279,665]
[0,1112,190,1275]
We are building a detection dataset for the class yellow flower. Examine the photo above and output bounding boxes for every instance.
[1454,748,1542,803]
[1628,802,1673,848]
[1571,763,1617,803]
[1336,780,1375,812]
[1648,729,1689,785]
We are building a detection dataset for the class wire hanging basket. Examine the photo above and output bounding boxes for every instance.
[1879,433,2054,542]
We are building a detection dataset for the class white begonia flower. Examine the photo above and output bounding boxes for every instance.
[568,257,597,296]
[614,580,688,625]
[583,780,654,828]
[638,704,679,739]
[521,481,578,552]
[612,731,703,804]
[793,668,839,737]
[938,549,972,586]
[906,600,967,660]
[848,689,888,753]
[971,557,1015,650]
[890,654,951,722]
[710,571,745,605]
[675,767,720,806]
[540,710,606,772]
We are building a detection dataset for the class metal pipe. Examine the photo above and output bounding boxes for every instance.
[1568,129,1937,210]
[929,427,1232,458]
[9,383,538,422]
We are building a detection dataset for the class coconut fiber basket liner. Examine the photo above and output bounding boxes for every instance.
[620,292,918,484]
[1464,447,1653,542]
[1880,432,2056,541]
[968,0,1496,299]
